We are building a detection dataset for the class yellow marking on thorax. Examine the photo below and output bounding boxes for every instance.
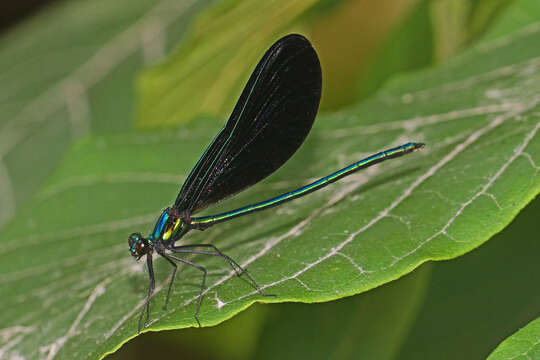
[163,218,181,241]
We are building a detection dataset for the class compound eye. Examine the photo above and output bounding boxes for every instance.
[128,233,144,256]
[129,233,141,241]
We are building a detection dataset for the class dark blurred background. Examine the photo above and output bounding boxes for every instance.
[0,1,61,32]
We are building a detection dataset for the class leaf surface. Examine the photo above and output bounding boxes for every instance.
[487,317,540,360]
[1,19,540,359]
[0,0,208,224]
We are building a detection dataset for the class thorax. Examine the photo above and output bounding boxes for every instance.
[150,208,188,245]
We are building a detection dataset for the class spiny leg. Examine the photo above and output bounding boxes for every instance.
[162,255,178,311]
[164,253,207,327]
[171,244,243,275]
[138,254,155,333]
[170,244,275,297]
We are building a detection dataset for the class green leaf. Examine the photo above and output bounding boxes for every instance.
[350,0,435,103]
[487,317,540,360]
[480,0,540,41]
[118,194,539,359]
[341,0,514,104]
[0,0,209,224]
[244,195,540,360]
[428,0,513,62]
[1,17,539,359]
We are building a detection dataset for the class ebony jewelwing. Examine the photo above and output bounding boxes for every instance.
[128,33,424,332]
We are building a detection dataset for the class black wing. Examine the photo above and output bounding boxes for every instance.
[174,34,322,214]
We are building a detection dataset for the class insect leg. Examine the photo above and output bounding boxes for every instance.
[170,244,275,297]
[161,255,178,311]
[163,254,206,327]
[138,254,155,333]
